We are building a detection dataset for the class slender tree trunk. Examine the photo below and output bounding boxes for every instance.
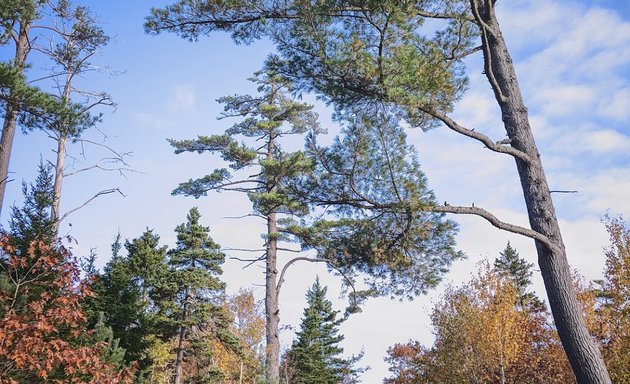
[173,288,189,384]
[51,68,73,234]
[51,132,66,233]
[472,1,611,382]
[265,137,280,383]
[0,21,31,218]
[173,324,187,384]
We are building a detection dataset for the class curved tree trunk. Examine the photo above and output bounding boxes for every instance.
[472,1,610,382]
[0,21,31,219]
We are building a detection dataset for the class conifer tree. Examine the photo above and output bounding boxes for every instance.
[145,2,612,381]
[91,233,150,368]
[8,161,56,252]
[284,278,361,384]
[168,70,319,381]
[168,207,237,384]
[494,243,544,310]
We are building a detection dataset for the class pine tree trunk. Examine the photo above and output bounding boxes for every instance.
[265,137,280,383]
[472,1,611,382]
[266,212,280,383]
[0,21,31,218]
[51,66,74,234]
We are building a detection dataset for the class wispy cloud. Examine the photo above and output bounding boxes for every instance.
[168,84,197,112]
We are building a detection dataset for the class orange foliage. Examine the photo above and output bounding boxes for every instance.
[0,235,135,383]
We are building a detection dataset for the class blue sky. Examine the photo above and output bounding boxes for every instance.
[2,0,629,381]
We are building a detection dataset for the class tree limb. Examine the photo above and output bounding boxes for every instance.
[59,188,125,222]
[431,204,559,252]
[419,105,531,162]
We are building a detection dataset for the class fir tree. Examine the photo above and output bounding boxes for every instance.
[494,243,544,310]
[8,161,56,250]
[284,278,361,384]
[91,233,150,369]
[168,207,238,384]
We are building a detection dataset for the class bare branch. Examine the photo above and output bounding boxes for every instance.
[225,248,267,253]
[431,204,559,252]
[222,213,266,220]
[276,257,329,300]
[59,188,125,222]
[230,255,267,269]
[419,105,531,162]
[63,163,138,178]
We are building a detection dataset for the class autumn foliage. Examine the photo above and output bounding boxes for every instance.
[0,235,135,383]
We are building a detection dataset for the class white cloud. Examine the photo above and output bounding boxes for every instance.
[133,112,166,128]
[168,84,197,111]
[598,87,630,120]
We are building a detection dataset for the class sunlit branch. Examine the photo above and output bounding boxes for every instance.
[59,188,125,222]
[432,204,558,252]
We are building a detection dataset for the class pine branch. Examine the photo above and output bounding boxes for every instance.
[432,204,558,252]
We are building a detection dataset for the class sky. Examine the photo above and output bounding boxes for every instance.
[2,0,629,382]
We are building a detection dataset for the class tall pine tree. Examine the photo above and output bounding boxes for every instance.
[168,70,319,381]
[284,278,361,384]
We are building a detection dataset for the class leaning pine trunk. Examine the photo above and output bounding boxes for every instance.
[472,1,611,382]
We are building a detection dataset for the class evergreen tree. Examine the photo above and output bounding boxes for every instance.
[8,161,56,259]
[168,207,237,384]
[91,230,174,375]
[91,233,150,369]
[284,278,361,384]
[145,2,612,380]
[125,229,170,310]
[493,243,544,310]
[168,70,319,381]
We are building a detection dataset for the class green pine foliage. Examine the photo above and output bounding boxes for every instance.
[284,278,362,384]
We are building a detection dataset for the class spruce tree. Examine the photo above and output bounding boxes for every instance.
[168,207,237,384]
[494,243,544,310]
[8,161,56,253]
[285,278,361,384]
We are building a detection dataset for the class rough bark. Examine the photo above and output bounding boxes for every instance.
[0,21,31,218]
[173,288,189,384]
[471,1,611,382]
[265,135,280,383]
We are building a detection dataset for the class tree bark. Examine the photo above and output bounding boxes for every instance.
[265,134,280,383]
[0,21,31,219]
[471,1,611,382]
[173,288,189,384]
[51,69,73,235]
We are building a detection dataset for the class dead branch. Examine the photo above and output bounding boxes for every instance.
[59,188,125,222]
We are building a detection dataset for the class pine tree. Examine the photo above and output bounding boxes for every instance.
[284,278,361,384]
[168,70,319,382]
[145,2,612,380]
[168,207,238,384]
